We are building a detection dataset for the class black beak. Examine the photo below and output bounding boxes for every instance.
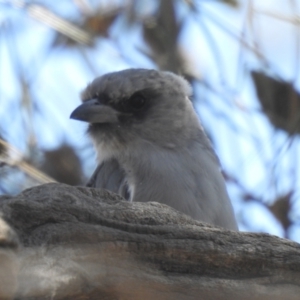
[70,99,119,123]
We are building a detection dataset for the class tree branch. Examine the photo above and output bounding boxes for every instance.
[0,183,299,299]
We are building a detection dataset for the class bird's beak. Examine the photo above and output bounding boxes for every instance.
[70,99,119,123]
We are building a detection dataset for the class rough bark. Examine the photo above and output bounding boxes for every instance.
[0,183,299,299]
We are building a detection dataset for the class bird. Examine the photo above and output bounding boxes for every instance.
[70,69,238,230]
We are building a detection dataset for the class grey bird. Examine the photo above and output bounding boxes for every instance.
[70,69,238,230]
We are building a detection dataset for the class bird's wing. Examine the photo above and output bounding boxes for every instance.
[86,158,130,200]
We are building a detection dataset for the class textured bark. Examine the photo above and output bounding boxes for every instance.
[0,217,19,300]
[0,183,299,299]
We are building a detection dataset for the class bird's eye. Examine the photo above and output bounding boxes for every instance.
[128,95,146,110]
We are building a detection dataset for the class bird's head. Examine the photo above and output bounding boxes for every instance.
[70,69,200,159]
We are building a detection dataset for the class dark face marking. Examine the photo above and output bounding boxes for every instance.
[86,88,159,125]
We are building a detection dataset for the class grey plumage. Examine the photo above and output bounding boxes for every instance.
[70,69,238,230]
